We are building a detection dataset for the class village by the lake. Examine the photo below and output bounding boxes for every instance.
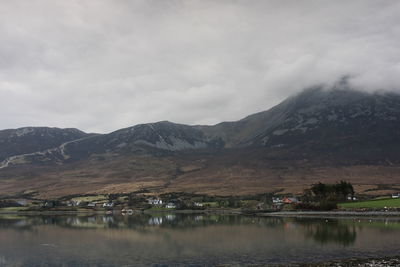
[2,0,400,266]
[2,181,400,216]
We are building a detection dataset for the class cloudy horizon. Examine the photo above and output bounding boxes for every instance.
[1,0,400,133]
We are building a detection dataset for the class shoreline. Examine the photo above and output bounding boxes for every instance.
[299,256,400,267]
[0,208,242,216]
[260,210,400,218]
[0,209,400,218]
[1,208,400,217]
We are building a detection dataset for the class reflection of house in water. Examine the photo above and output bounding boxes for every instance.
[148,217,163,226]
[283,222,298,230]
[66,217,82,226]
[102,216,114,223]
[194,215,203,222]
[14,220,29,227]
[165,214,176,221]
[63,216,115,228]
[88,217,97,223]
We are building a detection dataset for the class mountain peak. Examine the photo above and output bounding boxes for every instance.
[0,127,89,161]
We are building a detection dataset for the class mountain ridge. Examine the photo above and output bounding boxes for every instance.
[2,87,400,167]
[1,86,400,198]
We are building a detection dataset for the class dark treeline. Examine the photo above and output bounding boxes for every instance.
[300,181,354,210]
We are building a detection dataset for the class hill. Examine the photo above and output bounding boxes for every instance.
[0,86,400,198]
[0,127,90,161]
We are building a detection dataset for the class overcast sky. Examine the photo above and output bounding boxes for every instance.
[0,0,400,133]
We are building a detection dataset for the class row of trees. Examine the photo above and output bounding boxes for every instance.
[300,181,354,210]
[311,181,354,201]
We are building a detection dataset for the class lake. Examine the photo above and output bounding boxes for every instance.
[0,214,399,266]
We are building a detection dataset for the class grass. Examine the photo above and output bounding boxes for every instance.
[0,207,28,212]
[203,202,218,208]
[338,198,400,209]
[71,195,108,202]
[147,207,173,211]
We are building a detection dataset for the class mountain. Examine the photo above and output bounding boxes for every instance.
[1,86,400,198]
[0,121,224,168]
[201,87,400,150]
[0,127,90,161]
[63,120,223,157]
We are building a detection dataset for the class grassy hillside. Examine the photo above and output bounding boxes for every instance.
[339,198,400,209]
[0,147,400,199]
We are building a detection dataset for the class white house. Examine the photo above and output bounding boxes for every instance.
[347,196,357,201]
[148,198,163,205]
[166,203,176,209]
[16,199,28,206]
[103,202,114,208]
[67,200,81,206]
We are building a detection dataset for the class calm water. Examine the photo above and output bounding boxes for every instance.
[0,214,399,266]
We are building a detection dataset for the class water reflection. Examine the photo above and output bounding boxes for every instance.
[294,219,357,246]
[0,214,286,231]
[0,214,399,266]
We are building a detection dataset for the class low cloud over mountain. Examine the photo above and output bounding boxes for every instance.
[1,1,400,132]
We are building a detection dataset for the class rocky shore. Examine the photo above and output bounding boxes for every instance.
[300,256,400,266]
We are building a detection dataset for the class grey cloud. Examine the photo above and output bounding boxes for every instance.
[0,0,400,133]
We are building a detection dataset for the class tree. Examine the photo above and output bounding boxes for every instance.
[311,182,328,200]
[311,181,354,202]
[334,181,354,201]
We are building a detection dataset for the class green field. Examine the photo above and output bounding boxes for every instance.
[338,198,400,209]
[71,195,108,202]
[0,207,28,212]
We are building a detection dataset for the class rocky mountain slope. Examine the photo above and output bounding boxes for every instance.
[200,87,400,153]
[0,127,90,162]
[0,121,224,168]
[1,86,400,198]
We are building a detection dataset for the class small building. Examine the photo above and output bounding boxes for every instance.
[67,200,81,206]
[347,196,357,201]
[15,199,28,206]
[392,193,400,199]
[87,202,97,207]
[282,197,299,204]
[147,198,163,205]
[43,201,56,208]
[272,197,283,204]
[102,202,114,208]
[165,203,176,209]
